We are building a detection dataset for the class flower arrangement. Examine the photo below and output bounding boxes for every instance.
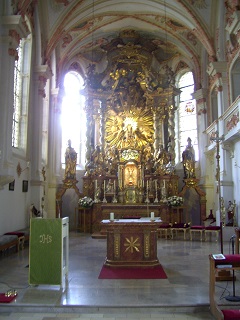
[167,196,183,207]
[78,196,94,208]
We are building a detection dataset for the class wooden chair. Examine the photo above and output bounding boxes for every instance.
[171,222,191,240]
[205,225,221,241]
[157,223,172,239]
[209,254,240,319]
[190,225,205,241]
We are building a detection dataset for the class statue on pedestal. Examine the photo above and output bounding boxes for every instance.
[64,139,77,180]
[182,137,196,179]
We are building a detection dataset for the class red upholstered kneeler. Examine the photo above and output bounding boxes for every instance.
[205,226,221,241]
[171,223,191,240]
[157,224,172,239]
[190,225,205,241]
[222,309,240,319]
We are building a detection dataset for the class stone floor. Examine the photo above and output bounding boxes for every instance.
[0,231,239,319]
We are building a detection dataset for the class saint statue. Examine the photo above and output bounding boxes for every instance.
[182,137,196,179]
[226,201,235,226]
[91,145,105,175]
[154,145,170,175]
[64,139,77,180]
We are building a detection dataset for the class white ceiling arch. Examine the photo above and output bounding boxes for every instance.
[36,0,220,90]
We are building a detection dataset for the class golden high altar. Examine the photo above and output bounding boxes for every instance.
[56,30,206,229]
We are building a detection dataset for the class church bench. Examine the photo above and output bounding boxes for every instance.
[0,234,19,254]
[209,254,240,320]
[4,232,25,251]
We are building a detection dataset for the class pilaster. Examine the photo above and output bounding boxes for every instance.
[29,65,52,206]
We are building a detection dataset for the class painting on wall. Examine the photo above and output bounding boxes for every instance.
[9,180,15,191]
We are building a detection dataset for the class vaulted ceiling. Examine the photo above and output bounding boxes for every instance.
[37,0,219,86]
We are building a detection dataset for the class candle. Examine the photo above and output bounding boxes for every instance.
[155,180,157,190]
[114,180,116,191]
[110,212,114,221]
[163,180,166,188]
[147,180,149,189]
[104,180,106,191]
[151,212,154,219]
[95,180,97,190]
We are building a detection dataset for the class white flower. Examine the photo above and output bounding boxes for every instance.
[167,196,183,207]
[78,196,94,208]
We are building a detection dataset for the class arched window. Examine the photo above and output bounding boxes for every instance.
[61,72,86,169]
[12,34,32,149]
[178,71,199,162]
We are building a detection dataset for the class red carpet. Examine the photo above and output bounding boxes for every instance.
[98,265,167,279]
[0,293,18,303]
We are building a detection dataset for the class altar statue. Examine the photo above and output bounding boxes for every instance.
[226,200,235,226]
[91,145,105,175]
[65,139,77,180]
[182,137,196,179]
[154,145,170,175]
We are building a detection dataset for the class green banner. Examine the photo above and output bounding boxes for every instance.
[29,219,62,285]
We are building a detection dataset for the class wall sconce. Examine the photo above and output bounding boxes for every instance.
[17,161,30,177]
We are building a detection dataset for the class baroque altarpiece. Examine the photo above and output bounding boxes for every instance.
[82,30,181,206]
[58,30,205,231]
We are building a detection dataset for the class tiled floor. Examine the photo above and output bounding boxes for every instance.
[0,231,239,319]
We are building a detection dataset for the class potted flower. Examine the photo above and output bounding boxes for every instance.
[167,196,183,207]
[78,196,94,208]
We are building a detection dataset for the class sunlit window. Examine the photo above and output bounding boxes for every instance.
[12,40,23,147]
[61,72,86,168]
[178,72,199,161]
[12,33,32,150]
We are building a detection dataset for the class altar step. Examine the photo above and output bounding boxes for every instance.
[91,232,107,239]
[0,304,213,319]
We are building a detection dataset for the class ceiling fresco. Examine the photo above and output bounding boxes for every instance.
[35,0,216,80]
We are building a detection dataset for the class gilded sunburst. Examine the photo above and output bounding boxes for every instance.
[105,108,154,150]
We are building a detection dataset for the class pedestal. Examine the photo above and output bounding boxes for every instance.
[75,207,92,233]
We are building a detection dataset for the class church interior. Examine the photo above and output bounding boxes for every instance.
[1,1,240,319]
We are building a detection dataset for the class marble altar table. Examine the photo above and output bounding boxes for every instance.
[101,218,162,267]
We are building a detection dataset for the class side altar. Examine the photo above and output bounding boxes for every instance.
[101,218,162,267]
